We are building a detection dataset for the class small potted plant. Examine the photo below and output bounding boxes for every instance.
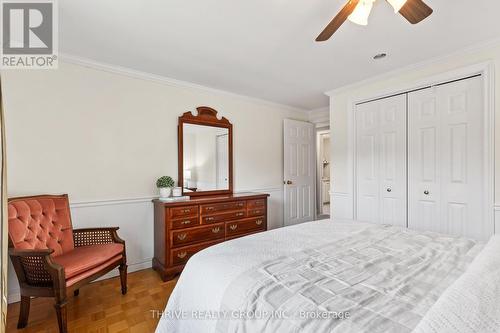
[156,176,175,198]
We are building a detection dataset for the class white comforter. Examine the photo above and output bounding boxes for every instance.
[414,235,500,333]
[156,220,496,333]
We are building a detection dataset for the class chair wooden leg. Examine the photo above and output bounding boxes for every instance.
[73,289,79,296]
[54,299,68,333]
[17,295,30,329]
[119,263,128,295]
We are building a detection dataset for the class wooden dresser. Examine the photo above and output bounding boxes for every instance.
[152,192,269,281]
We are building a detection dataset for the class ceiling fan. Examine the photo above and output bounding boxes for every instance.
[316,0,433,42]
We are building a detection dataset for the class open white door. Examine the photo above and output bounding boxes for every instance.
[283,119,315,226]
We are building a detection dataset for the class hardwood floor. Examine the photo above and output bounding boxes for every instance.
[6,269,177,333]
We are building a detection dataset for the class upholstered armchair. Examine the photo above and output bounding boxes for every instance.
[8,194,127,333]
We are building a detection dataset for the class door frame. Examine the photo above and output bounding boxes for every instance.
[349,61,495,234]
[316,128,330,217]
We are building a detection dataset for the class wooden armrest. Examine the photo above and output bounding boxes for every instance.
[9,248,65,288]
[73,227,125,247]
[8,248,54,257]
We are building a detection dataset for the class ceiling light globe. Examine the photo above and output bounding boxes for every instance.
[348,0,374,26]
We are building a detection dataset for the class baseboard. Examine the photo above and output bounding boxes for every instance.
[7,259,152,304]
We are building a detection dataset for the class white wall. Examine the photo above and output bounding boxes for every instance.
[2,60,307,302]
[328,41,500,222]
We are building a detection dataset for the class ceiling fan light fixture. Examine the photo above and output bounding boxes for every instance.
[348,0,374,26]
[387,0,408,12]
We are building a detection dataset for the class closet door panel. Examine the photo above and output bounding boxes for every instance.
[408,90,441,233]
[408,76,487,239]
[438,77,485,239]
[356,94,406,225]
[379,95,407,226]
[356,104,380,223]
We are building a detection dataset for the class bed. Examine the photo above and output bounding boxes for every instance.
[156,219,500,333]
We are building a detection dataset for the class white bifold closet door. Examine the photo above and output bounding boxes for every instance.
[408,76,489,239]
[356,94,407,226]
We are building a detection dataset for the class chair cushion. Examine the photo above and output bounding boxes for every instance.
[66,255,123,287]
[8,196,74,256]
[52,243,124,279]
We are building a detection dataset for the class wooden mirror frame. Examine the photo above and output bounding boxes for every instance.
[178,106,233,196]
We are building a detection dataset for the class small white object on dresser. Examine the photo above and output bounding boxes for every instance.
[172,187,182,197]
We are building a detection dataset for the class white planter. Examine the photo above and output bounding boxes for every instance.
[159,187,171,198]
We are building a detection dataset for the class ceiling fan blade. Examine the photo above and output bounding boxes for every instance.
[316,0,360,42]
[399,0,433,24]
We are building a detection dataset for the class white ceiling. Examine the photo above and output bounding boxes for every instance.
[61,0,500,110]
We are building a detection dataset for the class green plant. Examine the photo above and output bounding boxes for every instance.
[156,176,175,188]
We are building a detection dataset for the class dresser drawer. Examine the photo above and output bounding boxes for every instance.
[248,207,265,217]
[170,240,221,266]
[170,216,200,230]
[247,199,265,208]
[226,217,266,237]
[202,210,246,224]
[171,223,225,248]
[201,201,246,214]
[170,205,198,218]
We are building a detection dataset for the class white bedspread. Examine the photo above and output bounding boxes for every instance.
[156,220,487,333]
[414,235,500,333]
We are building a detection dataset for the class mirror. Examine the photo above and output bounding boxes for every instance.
[183,124,229,191]
[178,107,233,196]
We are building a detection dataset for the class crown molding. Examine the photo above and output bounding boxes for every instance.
[325,37,500,97]
[308,107,329,126]
[58,53,307,114]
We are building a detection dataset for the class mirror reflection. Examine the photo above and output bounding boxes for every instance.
[183,123,229,192]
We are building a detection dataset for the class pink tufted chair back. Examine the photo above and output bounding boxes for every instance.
[8,194,75,257]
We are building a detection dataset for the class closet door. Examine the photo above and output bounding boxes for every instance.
[408,76,488,239]
[356,94,407,226]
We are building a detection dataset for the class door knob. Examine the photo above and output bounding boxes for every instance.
[284,180,293,185]
[386,188,392,192]
[424,190,430,195]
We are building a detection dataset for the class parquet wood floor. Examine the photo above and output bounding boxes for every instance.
[6,269,177,333]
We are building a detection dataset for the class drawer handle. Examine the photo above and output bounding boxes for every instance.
[256,219,263,225]
[238,203,244,207]
[254,210,261,214]
[206,207,215,211]
[212,227,221,233]
[206,217,215,222]
[177,233,187,241]
[182,209,191,213]
[236,212,244,217]
[181,220,191,225]
[230,224,237,231]
[177,251,187,259]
